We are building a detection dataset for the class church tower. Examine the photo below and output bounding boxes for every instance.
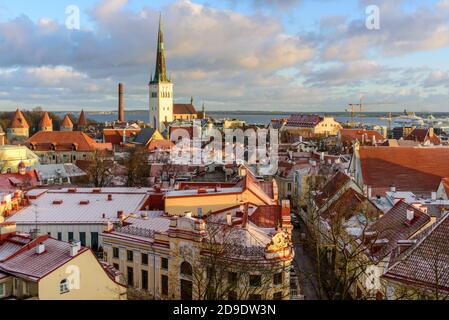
[149,15,173,131]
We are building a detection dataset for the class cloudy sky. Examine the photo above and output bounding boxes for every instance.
[0,0,449,112]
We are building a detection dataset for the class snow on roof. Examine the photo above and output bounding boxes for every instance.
[34,163,86,180]
[8,189,149,224]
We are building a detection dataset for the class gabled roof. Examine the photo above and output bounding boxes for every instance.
[146,139,174,151]
[0,235,88,281]
[315,171,351,208]
[367,200,431,258]
[0,171,39,191]
[173,103,197,115]
[358,147,449,193]
[320,187,380,221]
[39,112,52,128]
[405,128,441,145]
[27,131,111,152]
[383,211,449,292]
[10,109,29,129]
[339,129,383,145]
[61,114,74,128]
[134,128,156,145]
[286,114,323,128]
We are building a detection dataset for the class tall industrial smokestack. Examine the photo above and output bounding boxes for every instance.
[118,83,125,123]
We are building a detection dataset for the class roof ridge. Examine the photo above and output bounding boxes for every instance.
[386,211,449,272]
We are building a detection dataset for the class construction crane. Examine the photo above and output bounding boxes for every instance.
[345,97,396,127]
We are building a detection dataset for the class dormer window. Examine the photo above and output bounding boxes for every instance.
[60,279,70,294]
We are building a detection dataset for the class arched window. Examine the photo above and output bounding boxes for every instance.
[180,261,192,276]
[60,279,70,294]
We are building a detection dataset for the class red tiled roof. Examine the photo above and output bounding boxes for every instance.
[0,171,39,191]
[367,201,431,258]
[358,147,449,193]
[286,114,323,128]
[0,235,88,281]
[249,205,282,228]
[78,110,88,126]
[383,211,449,292]
[146,139,174,151]
[315,171,350,208]
[39,112,52,128]
[320,188,380,221]
[10,109,29,129]
[61,114,74,128]
[339,129,383,145]
[405,128,441,145]
[103,129,140,145]
[27,131,112,152]
[173,104,197,115]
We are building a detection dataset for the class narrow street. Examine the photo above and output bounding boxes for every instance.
[291,219,324,300]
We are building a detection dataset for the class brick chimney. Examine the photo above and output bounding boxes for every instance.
[118,83,125,123]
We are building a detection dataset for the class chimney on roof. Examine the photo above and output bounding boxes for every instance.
[429,127,434,137]
[431,192,437,201]
[185,211,192,218]
[118,83,125,123]
[108,194,113,201]
[70,241,81,257]
[390,185,396,193]
[226,212,232,226]
[117,211,124,219]
[36,242,45,255]
[406,209,414,222]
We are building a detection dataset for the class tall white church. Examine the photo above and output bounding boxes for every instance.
[149,16,173,131]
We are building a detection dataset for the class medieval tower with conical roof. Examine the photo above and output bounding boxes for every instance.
[149,15,173,131]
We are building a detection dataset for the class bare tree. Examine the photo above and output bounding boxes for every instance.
[85,152,114,187]
[182,221,290,300]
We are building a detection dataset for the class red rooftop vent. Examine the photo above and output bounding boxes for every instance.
[197,188,207,194]
[79,200,90,205]
[107,194,113,201]
[53,200,63,205]
[93,188,102,193]
[117,211,124,219]
[68,188,77,193]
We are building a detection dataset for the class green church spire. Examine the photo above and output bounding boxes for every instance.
[151,14,169,84]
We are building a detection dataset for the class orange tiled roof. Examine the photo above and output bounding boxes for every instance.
[359,146,449,193]
[103,129,140,145]
[10,109,29,129]
[173,104,197,115]
[39,112,52,128]
[27,131,111,152]
[146,139,174,151]
[61,114,74,128]
[340,128,383,144]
